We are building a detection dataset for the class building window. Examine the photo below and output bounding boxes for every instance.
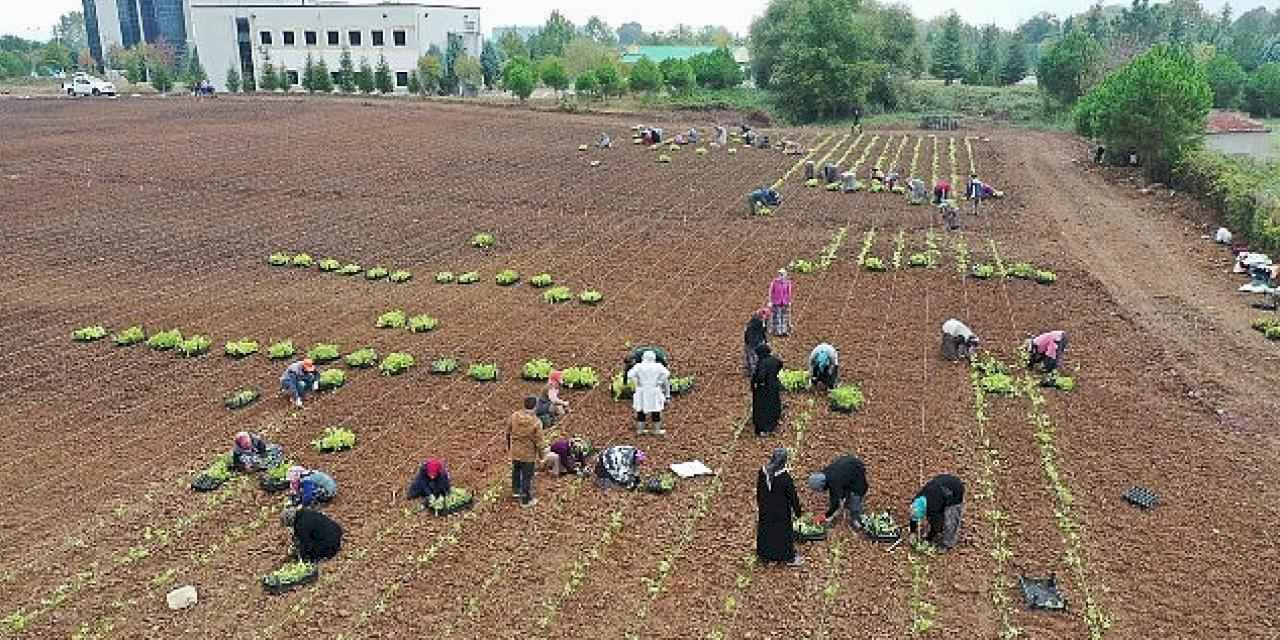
[348,30,361,46]
[304,31,317,46]
[285,70,298,86]
[371,30,384,46]
[393,30,406,46]
[327,30,339,46]
[260,30,272,45]
[395,71,408,87]
[282,30,295,46]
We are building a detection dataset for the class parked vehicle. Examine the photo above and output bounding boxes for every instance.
[63,73,116,97]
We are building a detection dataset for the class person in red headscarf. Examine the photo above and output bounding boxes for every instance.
[406,458,451,504]
[535,371,570,427]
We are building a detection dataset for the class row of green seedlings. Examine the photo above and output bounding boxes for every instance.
[1250,315,1280,341]
[804,132,853,187]
[436,269,604,305]
[624,416,753,638]
[71,325,212,357]
[787,226,850,275]
[855,227,888,272]
[1021,378,1112,638]
[375,309,439,333]
[769,133,836,193]
[846,134,882,192]
[908,136,924,184]
[969,240,1057,284]
[828,132,867,175]
[952,236,970,275]
[538,505,628,629]
[269,251,413,283]
[968,359,1023,639]
[930,136,941,189]
[867,134,896,193]
[892,230,907,270]
[520,359,600,388]
[949,138,960,200]
[907,542,940,635]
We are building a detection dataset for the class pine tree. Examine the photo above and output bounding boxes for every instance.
[930,12,966,85]
[313,58,333,93]
[1000,38,1029,86]
[356,58,375,94]
[259,55,278,91]
[225,64,241,93]
[184,45,207,85]
[278,65,290,93]
[302,53,317,93]
[408,70,422,95]
[975,25,1000,86]
[374,54,393,93]
[337,47,356,93]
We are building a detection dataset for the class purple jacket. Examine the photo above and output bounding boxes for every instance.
[769,277,792,306]
[549,438,586,472]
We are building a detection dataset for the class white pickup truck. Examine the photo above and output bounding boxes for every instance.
[62,73,117,97]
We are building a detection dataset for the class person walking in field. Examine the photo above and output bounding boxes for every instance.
[744,307,769,376]
[909,474,965,550]
[751,344,784,437]
[807,454,868,529]
[1026,330,1068,374]
[941,319,980,362]
[287,465,338,508]
[595,445,646,490]
[280,358,320,408]
[406,458,452,504]
[281,507,343,562]
[543,436,591,476]
[508,397,544,507]
[768,269,793,337]
[230,431,282,472]
[808,342,839,391]
[628,350,671,436]
[756,448,804,567]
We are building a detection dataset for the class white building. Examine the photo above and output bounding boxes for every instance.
[189,1,482,92]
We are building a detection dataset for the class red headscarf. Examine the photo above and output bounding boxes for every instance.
[425,458,444,479]
[548,370,563,385]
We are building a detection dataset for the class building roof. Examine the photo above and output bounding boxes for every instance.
[191,2,480,9]
[1206,110,1270,135]
[620,46,717,64]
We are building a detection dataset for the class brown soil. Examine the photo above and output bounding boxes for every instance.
[0,97,1275,639]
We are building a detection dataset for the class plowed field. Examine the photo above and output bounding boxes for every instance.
[1,96,1276,639]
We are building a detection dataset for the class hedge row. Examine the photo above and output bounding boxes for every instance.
[1173,147,1280,255]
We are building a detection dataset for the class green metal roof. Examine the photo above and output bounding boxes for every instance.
[620,46,717,64]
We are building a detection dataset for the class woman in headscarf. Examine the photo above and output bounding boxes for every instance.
[743,307,769,376]
[627,350,671,436]
[756,448,803,566]
[230,431,280,472]
[543,436,591,476]
[406,458,451,504]
[281,507,343,562]
[751,344,784,437]
[288,465,338,508]
[535,371,570,427]
[768,269,794,337]
[594,445,646,490]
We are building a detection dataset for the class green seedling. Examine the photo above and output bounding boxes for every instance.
[543,286,572,303]
[147,329,182,350]
[112,325,145,346]
[408,315,438,333]
[470,233,495,248]
[365,266,389,280]
[561,366,598,389]
[292,253,314,267]
[268,340,295,359]
[578,290,603,305]
[224,339,259,358]
[307,343,340,363]
[469,362,498,381]
[457,271,480,284]
[376,310,407,329]
[345,348,378,368]
[530,273,553,287]
[522,358,554,381]
[495,269,520,286]
[389,270,412,283]
[72,325,107,342]
[312,426,356,451]
[380,352,414,375]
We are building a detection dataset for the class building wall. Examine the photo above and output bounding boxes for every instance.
[1206,132,1277,161]
[191,3,481,92]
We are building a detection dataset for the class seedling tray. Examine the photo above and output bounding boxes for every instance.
[830,402,856,414]
[316,444,353,454]
[1019,574,1067,611]
[429,496,474,517]
[860,528,902,544]
[260,476,289,493]
[642,480,675,495]
[793,529,827,542]
[261,565,319,595]
[1123,486,1159,509]
[191,473,228,492]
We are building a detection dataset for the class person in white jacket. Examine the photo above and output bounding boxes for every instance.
[627,350,671,436]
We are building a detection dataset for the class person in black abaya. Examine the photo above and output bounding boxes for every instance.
[743,307,769,376]
[756,448,803,566]
[752,344,783,437]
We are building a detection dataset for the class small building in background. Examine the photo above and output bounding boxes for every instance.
[1204,111,1275,161]
[619,44,751,81]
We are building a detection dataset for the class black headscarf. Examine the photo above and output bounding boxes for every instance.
[762,447,789,491]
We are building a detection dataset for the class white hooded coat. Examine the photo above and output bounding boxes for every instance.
[628,351,671,414]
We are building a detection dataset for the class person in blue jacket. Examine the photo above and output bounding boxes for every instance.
[280,358,320,408]
[406,458,451,504]
[288,466,338,507]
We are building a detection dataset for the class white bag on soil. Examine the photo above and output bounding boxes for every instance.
[669,461,714,478]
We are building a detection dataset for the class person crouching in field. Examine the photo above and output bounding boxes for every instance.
[595,445,646,490]
[1026,330,1068,375]
[406,458,451,505]
[230,431,281,472]
[281,507,342,562]
[941,319,980,362]
[543,436,591,476]
[287,465,337,508]
[933,178,951,204]
[280,358,319,408]
[808,343,839,391]
[909,474,965,550]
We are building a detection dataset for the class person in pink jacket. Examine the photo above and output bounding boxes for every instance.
[768,269,794,337]
[1026,331,1068,373]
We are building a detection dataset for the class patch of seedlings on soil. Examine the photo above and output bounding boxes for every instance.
[345,348,378,368]
[973,356,1016,395]
[892,231,906,270]
[313,426,356,452]
[427,487,474,515]
[176,335,210,357]
[642,472,677,494]
[112,325,145,346]
[971,264,996,279]
[495,269,520,286]
[338,263,362,276]
[863,257,887,272]
[578,290,603,305]
[859,511,901,540]
[828,383,865,413]
[856,228,876,266]
[379,352,414,376]
[470,232,495,249]
[657,154,672,164]
[788,258,816,274]
[543,286,573,303]
[376,309,407,329]
[307,343,340,363]
[530,273,554,288]
[408,315,439,333]
[290,253,313,268]
[522,358,554,381]
[792,514,826,540]
[987,240,1008,278]
[967,363,1021,639]
[268,252,290,266]
[468,362,498,382]
[146,329,182,351]
[268,340,295,359]
[262,561,318,594]
[261,460,292,492]
[611,373,636,400]
[365,266,389,280]
[435,271,455,284]
[952,237,970,275]
[909,253,930,268]
[457,271,480,285]
[817,226,848,270]
[224,338,259,358]
[778,369,812,392]
[224,388,259,409]
[669,376,695,395]
[389,269,412,283]
[318,369,345,390]
[908,543,939,635]
[318,258,341,272]
[72,325,107,342]
[430,357,458,374]
[561,366,598,389]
